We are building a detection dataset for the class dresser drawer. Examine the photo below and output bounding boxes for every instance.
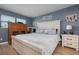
[63,36,78,42]
[64,41,76,48]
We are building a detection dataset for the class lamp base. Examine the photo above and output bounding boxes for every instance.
[67,30,73,34]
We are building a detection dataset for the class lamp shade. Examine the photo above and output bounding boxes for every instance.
[66,25,72,30]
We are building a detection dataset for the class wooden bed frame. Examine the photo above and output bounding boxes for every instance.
[8,23,28,45]
[11,20,61,55]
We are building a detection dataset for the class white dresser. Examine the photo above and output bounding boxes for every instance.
[62,34,79,51]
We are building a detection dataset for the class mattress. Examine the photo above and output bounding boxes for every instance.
[12,33,61,54]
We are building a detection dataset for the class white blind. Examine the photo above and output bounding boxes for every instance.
[1,15,15,22]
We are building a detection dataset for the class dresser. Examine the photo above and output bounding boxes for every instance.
[62,34,79,51]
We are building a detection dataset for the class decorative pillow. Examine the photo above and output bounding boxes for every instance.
[44,29,57,35]
[44,29,48,34]
[36,28,44,33]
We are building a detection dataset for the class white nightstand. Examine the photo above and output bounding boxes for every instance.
[62,34,79,51]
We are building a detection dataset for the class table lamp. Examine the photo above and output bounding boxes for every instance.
[66,25,72,34]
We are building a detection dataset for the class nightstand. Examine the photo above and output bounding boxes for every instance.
[62,34,79,51]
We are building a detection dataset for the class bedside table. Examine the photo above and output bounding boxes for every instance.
[62,34,79,51]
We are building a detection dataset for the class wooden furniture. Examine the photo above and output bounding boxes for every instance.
[62,34,79,51]
[8,23,28,45]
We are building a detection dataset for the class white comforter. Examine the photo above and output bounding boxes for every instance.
[13,33,61,55]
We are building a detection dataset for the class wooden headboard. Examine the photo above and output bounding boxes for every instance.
[8,23,28,45]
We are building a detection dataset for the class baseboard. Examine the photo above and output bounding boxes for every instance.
[0,41,8,45]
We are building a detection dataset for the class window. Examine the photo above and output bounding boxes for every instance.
[1,15,15,22]
[1,22,8,28]
[1,15,15,28]
[16,18,26,24]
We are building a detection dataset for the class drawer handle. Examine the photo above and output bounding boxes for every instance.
[67,43,72,45]
[67,39,72,40]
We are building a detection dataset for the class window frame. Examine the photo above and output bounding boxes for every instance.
[16,18,26,24]
[0,14,16,28]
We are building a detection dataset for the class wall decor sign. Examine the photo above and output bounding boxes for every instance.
[66,14,77,22]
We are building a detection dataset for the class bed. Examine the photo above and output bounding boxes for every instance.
[12,20,61,55]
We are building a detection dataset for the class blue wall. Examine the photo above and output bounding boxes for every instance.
[0,8,33,43]
[33,5,79,35]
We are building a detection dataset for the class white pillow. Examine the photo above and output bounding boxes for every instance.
[44,29,49,34]
[36,28,44,33]
[44,29,56,35]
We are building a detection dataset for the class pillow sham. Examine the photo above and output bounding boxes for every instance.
[44,29,57,35]
[36,28,57,35]
[36,28,44,33]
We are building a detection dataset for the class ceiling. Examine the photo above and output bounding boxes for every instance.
[0,4,75,18]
